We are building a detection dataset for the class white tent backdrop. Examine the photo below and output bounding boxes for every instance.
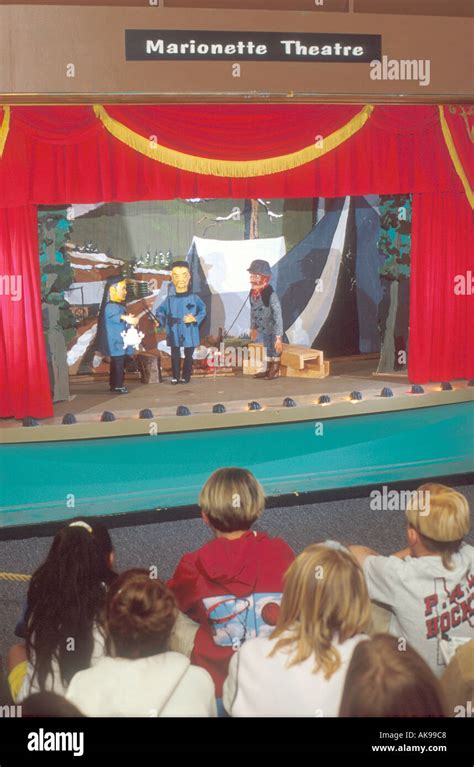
[188,235,286,337]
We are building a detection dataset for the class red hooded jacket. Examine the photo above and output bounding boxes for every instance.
[168,530,295,696]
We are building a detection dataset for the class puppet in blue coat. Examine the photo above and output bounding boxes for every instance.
[95,275,138,393]
[154,261,206,384]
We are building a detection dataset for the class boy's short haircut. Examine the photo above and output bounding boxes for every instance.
[106,569,177,659]
[405,484,470,569]
[199,468,265,533]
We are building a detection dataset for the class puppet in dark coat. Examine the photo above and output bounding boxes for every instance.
[95,275,138,393]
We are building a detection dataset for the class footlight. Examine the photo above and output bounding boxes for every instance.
[380,387,393,398]
[350,391,363,402]
[212,404,226,413]
[248,401,262,411]
[101,411,116,422]
[176,405,191,416]
[62,413,77,424]
[282,397,297,408]
[22,417,39,427]
[441,381,452,391]
[139,408,154,419]
[411,385,424,395]
[318,395,331,405]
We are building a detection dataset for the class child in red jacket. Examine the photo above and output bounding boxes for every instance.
[168,468,295,697]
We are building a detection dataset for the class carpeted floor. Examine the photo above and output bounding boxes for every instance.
[1,482,473,669]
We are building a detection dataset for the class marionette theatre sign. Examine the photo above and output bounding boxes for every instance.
[125,30,381,63]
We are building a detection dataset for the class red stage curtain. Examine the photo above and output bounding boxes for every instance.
[0,105,469,205]
[106,104,363,159]
[0,205,54,419]
[0,105,472,417]
[443,106,474,191]
[410,192,474,383]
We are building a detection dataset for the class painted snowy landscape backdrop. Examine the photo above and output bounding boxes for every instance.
[38,196,411,388]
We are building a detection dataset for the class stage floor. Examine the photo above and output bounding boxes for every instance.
[1,354,472,527]
[5,356,412,428]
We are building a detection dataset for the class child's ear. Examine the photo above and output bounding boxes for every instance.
[407,525,418,548]
[201,510,210,527]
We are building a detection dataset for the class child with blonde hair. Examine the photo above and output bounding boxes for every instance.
[350,484,473,677]
[223,543,370,716]
[168,467,294,698]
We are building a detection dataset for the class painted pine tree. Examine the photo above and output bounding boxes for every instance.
[38,208,76,401]
[376,194,412,374]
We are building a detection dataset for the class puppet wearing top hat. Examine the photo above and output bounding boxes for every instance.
[95,275,139,394]
[248,259,283,380]
[154,260,206,384]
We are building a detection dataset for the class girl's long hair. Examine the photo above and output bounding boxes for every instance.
[26,524,112,690]
[269,544,371,680]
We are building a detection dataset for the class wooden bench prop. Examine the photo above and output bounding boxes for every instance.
[136,351,162,384]
[242,342,329,378]
[280,343,329,378]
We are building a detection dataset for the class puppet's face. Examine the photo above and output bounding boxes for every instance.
[171,266,191,293]
[109,280,127,302]
[249,272,266,288]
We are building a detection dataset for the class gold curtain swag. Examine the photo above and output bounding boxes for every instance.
[92,103,374,178]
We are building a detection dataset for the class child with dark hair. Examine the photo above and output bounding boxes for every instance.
[8,520,115,703]
[66,569,216,717]
[22,691,85,718]
[14,517,117,639]
[339,634,447,717]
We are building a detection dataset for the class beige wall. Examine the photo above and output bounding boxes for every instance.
[1,5,472,101]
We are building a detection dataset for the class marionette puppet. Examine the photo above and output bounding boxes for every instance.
[248,259,283,380]
[95,276,142,394]
[154,261,206,384]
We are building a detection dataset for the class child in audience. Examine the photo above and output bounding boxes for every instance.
[350,484,473,677]
[440,638,474,717]
[14,517,117,639]
[22,691,85,718]
[168,468,295,697]
[223,543,370,716]
[339,634,447,717]
[66,569,216,717]
[8,520,114,702]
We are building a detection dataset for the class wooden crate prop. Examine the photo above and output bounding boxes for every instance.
[242,343,267,376]
[136,352,162,384]
[280,343,329,379]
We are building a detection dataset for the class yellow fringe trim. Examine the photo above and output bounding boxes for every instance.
[0,105,11,158]
[93,104,374,178]
[439,105,474,209]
